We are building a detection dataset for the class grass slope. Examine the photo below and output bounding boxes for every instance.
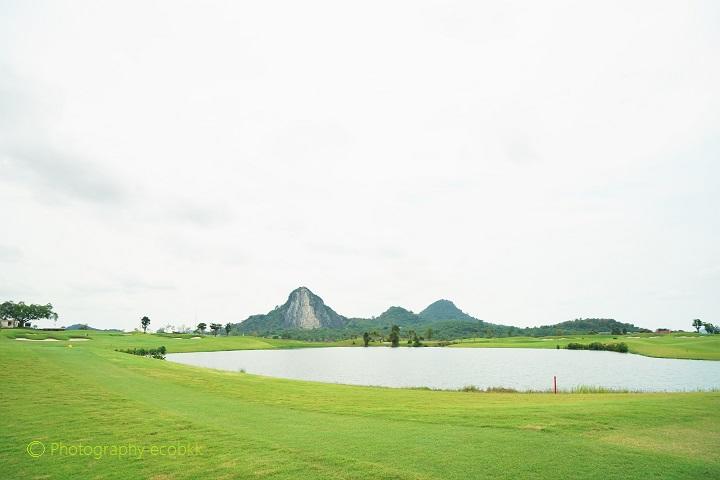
[1,330,718,479]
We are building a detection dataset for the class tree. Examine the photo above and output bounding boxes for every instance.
[225,323,233,336]
[210,323,222,336]
[140,316,151,333]
[196,322,207,334]
[692,319,703,333]
[425,328,433,341]
[704,323,716,334]
[1,301,58,328]
[362,332,370,347]
[0,301,20,326]
[389,325,400,347]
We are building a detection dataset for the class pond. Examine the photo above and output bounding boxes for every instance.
[166,347,720,392]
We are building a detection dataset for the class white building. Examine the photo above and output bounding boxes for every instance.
[1,319,19,328]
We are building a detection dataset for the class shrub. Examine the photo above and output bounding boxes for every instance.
[460,386,519,393]
[116,346,166,360]
[565,342,628,353]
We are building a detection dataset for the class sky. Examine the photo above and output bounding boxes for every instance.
[1,0,719,331]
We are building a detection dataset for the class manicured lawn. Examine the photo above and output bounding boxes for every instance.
[451,333,720,360]
[1,330,718,479]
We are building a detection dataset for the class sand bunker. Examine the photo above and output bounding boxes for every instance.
[68,338,90,341]
[15,338,60,342]
[190,336,202,339]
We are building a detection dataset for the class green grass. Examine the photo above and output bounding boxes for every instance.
[1,329,719,479]
[450,332,720,360]
[4,329,317,352]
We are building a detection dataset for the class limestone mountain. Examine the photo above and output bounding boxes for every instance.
[236,287,347,333]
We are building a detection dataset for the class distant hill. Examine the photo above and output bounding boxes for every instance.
[357,306,422,328]
[529,318,645,335]
[235,287,500,340]
[233,287,645,340]
[65,324,122,332]
[419,300,477,322]
[65,324,99,330]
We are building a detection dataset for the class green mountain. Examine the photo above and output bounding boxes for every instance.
[371,306,422,326]
[532,318,644,334]
[419,299,477,322]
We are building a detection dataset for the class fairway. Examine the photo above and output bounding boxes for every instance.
[1,331,718,479]
[451,333,720,361]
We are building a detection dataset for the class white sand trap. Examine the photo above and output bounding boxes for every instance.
[172,337,185,340]
[648,336,659,338]
[15,338,60,342]
[190,336,202,339]
[627,336,640,338]
[68,338,90,341]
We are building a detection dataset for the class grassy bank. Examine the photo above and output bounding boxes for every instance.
[450,333,720,360]
[1,329,719,479]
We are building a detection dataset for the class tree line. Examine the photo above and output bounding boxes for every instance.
[139,317,234,336]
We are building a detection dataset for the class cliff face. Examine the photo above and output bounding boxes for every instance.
[282,287,346,329]
[236,287,347,332]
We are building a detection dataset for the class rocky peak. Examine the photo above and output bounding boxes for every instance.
[281,287,346,330]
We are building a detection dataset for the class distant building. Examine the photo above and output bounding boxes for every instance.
[1,319,19,328]
[655,328,672,334]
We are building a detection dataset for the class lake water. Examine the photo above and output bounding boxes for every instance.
[166,347,720,392]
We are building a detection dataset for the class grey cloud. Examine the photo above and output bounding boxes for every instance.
[305,242,405,259]
[166,201,232,227]
[0,245,22,263]
[71,277,176,296]
[3,146,128,204]
[0,68,128,205]
[0,280,37,298]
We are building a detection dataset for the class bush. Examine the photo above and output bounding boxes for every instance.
[460,385,519,393]
[566,342,627,353]
[116,346,166,359]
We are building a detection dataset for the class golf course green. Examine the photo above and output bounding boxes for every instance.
[1,329,718,479]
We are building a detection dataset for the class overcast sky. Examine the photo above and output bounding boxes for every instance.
[1,1,718,331]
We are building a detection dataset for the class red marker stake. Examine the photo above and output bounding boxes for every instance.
[553,375,557,394]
